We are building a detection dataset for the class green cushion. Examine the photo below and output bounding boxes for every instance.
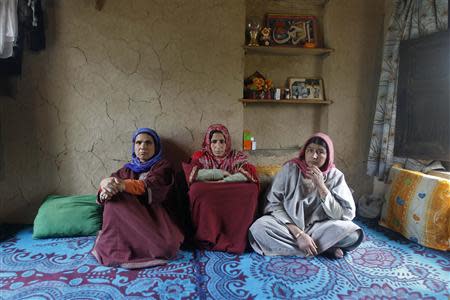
[33,194,102,239]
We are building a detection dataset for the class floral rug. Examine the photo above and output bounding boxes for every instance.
[0,219,448,299]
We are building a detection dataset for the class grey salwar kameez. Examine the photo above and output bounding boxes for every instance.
[249,162,363,257]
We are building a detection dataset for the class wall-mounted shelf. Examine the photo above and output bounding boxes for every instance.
[243,45,334,56]
[244,148,299,153]
[239,99,332,106]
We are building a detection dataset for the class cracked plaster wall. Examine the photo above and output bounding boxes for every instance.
[322,0,385,198]
[0,0,386,224]
[0,0,245,223]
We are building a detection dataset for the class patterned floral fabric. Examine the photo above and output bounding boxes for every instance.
[367,0,448,179]
[380,165,450,251]
[196,124,249,175]
[1,219,448,299]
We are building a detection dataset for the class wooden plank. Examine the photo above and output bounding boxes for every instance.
[239,99,332,105]
[243,45,334,56]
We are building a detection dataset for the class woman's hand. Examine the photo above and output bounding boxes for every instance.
[99,177,124,201]
[221,170,231,177]
[306,166,324,185]
[306,166,329,199]
[287,223,318,257]
[296,231,319,257]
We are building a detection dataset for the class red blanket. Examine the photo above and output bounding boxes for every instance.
[188,181,259,253]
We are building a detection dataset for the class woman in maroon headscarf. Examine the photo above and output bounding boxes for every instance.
[92,128,183,269]
[183,124,259,253]
[249,132,363,258]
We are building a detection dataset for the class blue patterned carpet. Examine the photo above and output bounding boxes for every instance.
[0,219,449,299]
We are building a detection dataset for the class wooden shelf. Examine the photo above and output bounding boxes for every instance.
[244,148,299,153]
[239,99,332,106]
[243,45,334,56]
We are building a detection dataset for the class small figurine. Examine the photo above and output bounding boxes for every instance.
[247,17,261,47]
[260,27,271,46]
[304,20,317,48]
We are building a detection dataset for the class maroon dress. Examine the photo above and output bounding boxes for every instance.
[92,159,184,269]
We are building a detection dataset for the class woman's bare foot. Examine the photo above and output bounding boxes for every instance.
[325,247,344,258]
[333,248,344,258]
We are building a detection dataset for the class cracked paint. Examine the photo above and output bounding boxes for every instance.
[0,0,383,224]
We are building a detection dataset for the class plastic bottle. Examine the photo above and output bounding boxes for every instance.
[275,88,281,100]
[243,130,252,150]
[251,137,256,150]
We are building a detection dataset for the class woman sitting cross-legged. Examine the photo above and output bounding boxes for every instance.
[183,124,259,253]
[92,128,184,269]
[249,132,363,259]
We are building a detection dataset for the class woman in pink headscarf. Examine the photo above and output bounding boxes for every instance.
[249,132,363,258]
[183,124,259,253]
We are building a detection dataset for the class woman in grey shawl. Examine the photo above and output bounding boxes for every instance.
[249,132,363,258]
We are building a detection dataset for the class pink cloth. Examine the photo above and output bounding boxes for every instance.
[196,124,253,175]
[187,124,258,183]
[289,132,336,176]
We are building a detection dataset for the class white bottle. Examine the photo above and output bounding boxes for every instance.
[251,137,256,150]
[275,88,281,100]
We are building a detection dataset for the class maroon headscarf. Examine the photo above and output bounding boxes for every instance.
[196,124,249,174]
[289,132,335,176]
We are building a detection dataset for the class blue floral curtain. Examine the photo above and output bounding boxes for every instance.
[367,0,448,179]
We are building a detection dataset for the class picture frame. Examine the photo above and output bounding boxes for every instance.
[288,78,324,100]
[266,14,318,47]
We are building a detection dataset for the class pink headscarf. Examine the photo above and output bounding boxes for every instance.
[197,124,249,173]
[289,132,335,176]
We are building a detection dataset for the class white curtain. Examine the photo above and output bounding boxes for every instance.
[0,0,18,58]
[367,0,448,180]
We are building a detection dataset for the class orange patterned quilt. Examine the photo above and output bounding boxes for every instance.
[379,166,450,251]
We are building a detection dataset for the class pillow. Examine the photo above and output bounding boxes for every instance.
[255,165,281,177]
[33,194,102,239]
[379,166,450,251]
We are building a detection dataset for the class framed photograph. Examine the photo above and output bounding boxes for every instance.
[289,78,324,100]
[266,14,318,47]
